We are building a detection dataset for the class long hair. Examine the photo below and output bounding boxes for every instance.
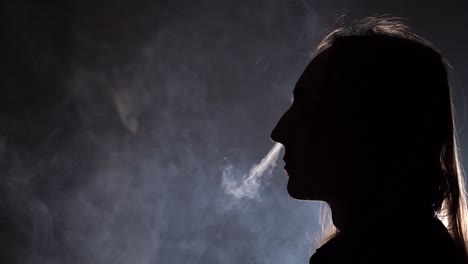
[314,16,468,261]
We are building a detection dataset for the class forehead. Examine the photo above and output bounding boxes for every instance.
[294,48,333,97]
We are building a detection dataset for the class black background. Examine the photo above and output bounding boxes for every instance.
[1,1,467,263]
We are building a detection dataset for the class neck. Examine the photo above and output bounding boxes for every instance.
[328,199,436,235]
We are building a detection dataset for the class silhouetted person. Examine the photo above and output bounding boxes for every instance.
[271,17,468,264]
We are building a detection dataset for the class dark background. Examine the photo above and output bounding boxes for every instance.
[1,1,467,263]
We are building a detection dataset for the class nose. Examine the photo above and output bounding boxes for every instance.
[270,109,289,144]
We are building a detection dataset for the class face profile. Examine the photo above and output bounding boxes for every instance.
[270,17,468,264]
[270,48,346,202]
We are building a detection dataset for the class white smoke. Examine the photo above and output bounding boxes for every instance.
[222,143,283,199]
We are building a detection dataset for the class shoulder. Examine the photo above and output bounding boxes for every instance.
[310,219,465,264]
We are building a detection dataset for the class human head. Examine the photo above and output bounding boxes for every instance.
[271,16,467,255]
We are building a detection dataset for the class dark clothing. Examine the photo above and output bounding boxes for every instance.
[309,217,465,264]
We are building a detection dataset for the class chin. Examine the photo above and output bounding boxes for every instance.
[287,180,317,200]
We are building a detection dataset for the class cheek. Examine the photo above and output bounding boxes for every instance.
[296,130,334,165]
[291,135,341,186]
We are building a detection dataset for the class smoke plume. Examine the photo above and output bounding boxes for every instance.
[222,143,283,199]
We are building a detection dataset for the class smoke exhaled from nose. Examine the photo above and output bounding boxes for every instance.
[222,143,283,199]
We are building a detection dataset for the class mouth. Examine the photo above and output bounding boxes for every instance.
[284,161,294,170]
[284,164,294,175]
[283,154,295,169]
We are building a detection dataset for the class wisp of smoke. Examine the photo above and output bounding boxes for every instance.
[222,143,283,199]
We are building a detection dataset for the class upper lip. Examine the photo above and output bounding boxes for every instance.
[283,157,296,165]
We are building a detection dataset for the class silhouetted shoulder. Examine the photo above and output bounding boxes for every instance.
[310,218,465,264]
